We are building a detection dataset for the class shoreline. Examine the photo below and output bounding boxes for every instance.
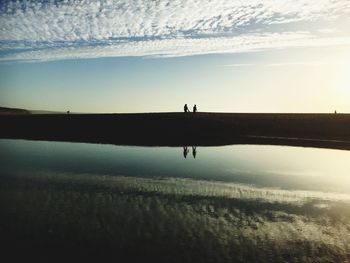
[1,112,350,150]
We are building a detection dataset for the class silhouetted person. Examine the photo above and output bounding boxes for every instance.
[183,146,189,158]
[335,110,337,114]
[184,104,189,113]
[192,146,197,158]
[193,104,197,113]
[67,110,70,114]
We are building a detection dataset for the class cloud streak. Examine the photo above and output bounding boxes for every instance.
[224,61,326,67]
[0,0,349,62]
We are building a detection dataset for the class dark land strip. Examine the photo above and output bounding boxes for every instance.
[1,112,350,150]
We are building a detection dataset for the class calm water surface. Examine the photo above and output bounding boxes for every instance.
[0,139,349,262]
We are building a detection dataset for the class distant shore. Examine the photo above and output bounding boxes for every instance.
[1,112,350,150]
[0,106,30,115]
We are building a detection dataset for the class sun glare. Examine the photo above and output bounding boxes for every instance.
[333,51,350,110]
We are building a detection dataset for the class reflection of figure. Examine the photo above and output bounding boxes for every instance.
[184,104,189,113]
[192,146,197,158]
[183,146,189,158]
[193,104,197,113]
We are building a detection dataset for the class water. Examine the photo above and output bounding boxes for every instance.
[0,139,350,262]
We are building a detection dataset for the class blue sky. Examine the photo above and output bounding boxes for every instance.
[1,0,350,113]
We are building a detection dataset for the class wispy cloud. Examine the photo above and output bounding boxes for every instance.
[223,63,256,67]
[265,61,326,67]
[0,0,349,62]
[224,61,326,67]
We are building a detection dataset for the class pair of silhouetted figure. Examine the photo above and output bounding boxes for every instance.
[184,104,197,113]
[183,146,197,159]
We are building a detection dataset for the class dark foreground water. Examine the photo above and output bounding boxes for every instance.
[0,139,350,262]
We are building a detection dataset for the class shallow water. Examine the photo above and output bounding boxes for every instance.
[0,139,349,262]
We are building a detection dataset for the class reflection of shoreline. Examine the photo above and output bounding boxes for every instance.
[1,113,350,151]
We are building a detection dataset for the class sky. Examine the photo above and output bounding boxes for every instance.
[0,0,350,113]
